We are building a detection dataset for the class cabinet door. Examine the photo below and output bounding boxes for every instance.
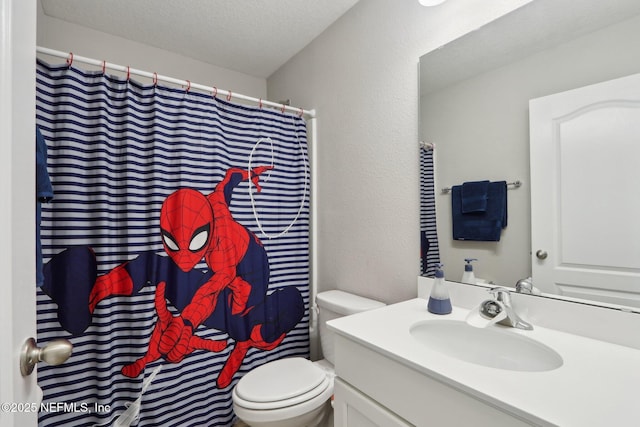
[334,378,413,427]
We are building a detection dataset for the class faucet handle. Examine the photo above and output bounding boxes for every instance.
[488,287,512,303]
[484,287,533,331]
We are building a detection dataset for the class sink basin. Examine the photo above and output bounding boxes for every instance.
[410,320,563,372]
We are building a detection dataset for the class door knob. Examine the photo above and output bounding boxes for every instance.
[20,338,73,376]
[536,250,548,260]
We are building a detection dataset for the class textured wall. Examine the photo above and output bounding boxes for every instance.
[268,0,530,304]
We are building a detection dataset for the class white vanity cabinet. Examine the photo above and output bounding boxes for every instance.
[332,329,535,427]
[329,296,640,426]
[334,378,412,427]
[330,288,640,427]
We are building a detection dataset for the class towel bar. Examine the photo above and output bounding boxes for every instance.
[441,180,522,194]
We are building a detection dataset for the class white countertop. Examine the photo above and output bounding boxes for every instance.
[328,298,640,426]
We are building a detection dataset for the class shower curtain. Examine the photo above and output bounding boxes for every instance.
[35,59,310,427]
[420,146,440,276]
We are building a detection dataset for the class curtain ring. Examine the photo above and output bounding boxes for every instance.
[185,80,191,92]
[281,104,286,114]
[226,91,232,101]
[66,52,74,68]
[101,60,106,74]
[259,98,263,109]
[126,66,130,81]
[153,72,158,86]
[298,108,304,118]
[212,87,218,98]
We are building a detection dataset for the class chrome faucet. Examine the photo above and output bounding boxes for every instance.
[479,287,533,330]
[515,277,534,294]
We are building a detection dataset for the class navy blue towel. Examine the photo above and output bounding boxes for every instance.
[420,230,430,275]
[461,180,489,213]
[36,126,54,287]
[452,181,507,241]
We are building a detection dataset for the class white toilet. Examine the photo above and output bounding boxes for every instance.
[232,290,385,427]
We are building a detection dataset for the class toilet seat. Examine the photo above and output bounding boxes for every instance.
[233,357,331,411]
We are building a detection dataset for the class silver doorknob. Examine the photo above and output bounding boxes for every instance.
[20,338,72,376]
[536,250,548,260]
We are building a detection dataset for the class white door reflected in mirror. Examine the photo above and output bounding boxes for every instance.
[530,72,640,308]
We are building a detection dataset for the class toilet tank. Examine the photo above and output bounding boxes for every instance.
[316,290,385,365]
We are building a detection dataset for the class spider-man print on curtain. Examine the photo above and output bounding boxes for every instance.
[35,59,310,427]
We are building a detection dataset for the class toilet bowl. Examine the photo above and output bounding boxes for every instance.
[232,357,334,427]
[232,290,385,427]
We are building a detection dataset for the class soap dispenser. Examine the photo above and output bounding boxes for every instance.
[428,263,452,315]
[461,258,477,284]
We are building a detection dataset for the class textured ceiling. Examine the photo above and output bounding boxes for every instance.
[420,0,640,95]
[41,0,360,78]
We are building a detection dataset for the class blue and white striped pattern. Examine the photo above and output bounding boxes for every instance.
[35,60,310,427]
[420,146,440,276]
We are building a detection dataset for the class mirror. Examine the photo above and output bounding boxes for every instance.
[419,0,640,310]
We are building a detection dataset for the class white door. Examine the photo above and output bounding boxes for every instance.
[0,0,39,425]
[529,73,640,309]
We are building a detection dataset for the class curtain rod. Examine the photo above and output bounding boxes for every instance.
[36,46,316,119]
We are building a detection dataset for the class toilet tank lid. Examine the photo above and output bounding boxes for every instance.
[316,290,385,315]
